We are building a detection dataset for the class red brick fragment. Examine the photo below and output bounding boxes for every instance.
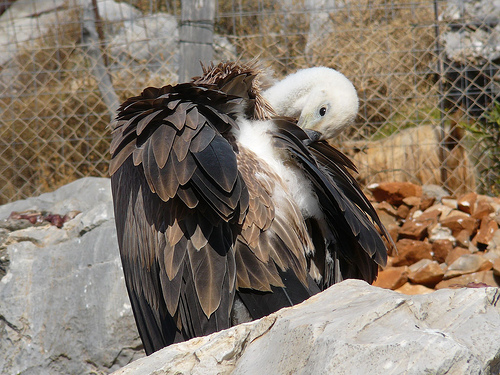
[373,266,409,290]
[392,239,433,266]
[457,192,477,215]
[473,217,499,247]
[440,215,478,237]
[444,247,471,266]
[368,182,422,206]
[432,239,453,263]
[408,259,444,286]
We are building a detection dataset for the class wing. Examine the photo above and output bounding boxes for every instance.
[110,83,248,354]
[271,118,390,287]
[232,145,320,319]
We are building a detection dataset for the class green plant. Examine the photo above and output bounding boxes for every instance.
[463,102,500,195]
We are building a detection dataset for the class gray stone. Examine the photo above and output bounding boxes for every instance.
[0,0,68,66]
[428,224,456,243]
[422,184,450,203]
[96,0,142,23]
[0,0,237,91]
[440,0,500,64]
[0,0,140,66]
[0,177,112,221]
[444,253,492,278]
[0,177,143,375]
[113,279,500,375]
[109,13,179,63]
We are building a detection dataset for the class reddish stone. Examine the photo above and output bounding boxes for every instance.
[455,229,471,248]
[432,239,453,263]
[425,204,452,219]
[386,224,400,250]
[376,209,399,229]
[368,182,422,206]
[420,195,436,211]
[435,270,499,289]
[440,215,478,237]
[408,259,444,286]
[386,256,396,267]
[375,201,398,216]
[392,239,433,266]
[445,247,471,266]
[441,198,457,210]
[472,200,494,220]
[395,282,434,295]
[457,192,477,215]
[441,209,470,220]
[442,198,458,209]
[493,258,500,276]
[399,219,430,241]
[416,208,439,220]
[396,204,411,220]
[372,266,409,290]
[473,217,499,247]
[403,196,421,208]
[407,207,420,220]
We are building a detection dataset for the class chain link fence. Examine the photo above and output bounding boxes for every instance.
[0,0,499,204]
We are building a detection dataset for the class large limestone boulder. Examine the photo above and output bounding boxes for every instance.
[0,178,144,375]
[114,279,500,375]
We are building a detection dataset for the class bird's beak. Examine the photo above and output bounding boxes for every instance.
[304,129,322,143]
[297,114,309,129]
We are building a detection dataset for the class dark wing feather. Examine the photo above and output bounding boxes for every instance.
[110,82,248,355]
[271,119,389,286]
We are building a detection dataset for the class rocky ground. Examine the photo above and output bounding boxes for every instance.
[368,182,500,294]
[0,178,499,374]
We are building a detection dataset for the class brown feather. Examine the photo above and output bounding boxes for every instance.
[152,125,176,169]
[176,185,199,209]
[160,266,183,316]
[187,241,227,317]
[185,107,200,129]
[165,110,186,130]
[137,110,163,135]
[164,234,187,281]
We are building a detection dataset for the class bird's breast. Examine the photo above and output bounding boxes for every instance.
[234,119,323,221]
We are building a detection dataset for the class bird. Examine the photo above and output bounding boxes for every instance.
[263,66,359,139]
[109,61,391,355]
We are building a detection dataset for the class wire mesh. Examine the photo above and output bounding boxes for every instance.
[0,0,498,205]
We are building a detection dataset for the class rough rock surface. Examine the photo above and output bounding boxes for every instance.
[2,177,500,374]
[0,178,143,375]
[0,0,236,89]
[113,279,500,375]
[440,0,500,64]
[372,183,500,293]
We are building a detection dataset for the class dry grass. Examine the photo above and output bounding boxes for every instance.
[0,0,491,204]
[341,125,477,196]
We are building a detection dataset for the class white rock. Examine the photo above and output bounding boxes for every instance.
[428,224,456,243]
[96,0,141,23]
[8,224,69,247]
[109,12,178,64]
[0,178,143,374]
[113,280,500,375]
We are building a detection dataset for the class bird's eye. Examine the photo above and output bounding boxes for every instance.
[319,107,327,116]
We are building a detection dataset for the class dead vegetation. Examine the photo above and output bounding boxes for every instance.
[0,0,492,203]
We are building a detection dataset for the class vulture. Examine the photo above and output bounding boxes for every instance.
[109,61,391,355]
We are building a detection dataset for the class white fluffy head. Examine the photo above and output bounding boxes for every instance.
[263,67,359,139]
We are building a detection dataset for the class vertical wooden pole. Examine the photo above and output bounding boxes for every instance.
[179,0,216,82]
